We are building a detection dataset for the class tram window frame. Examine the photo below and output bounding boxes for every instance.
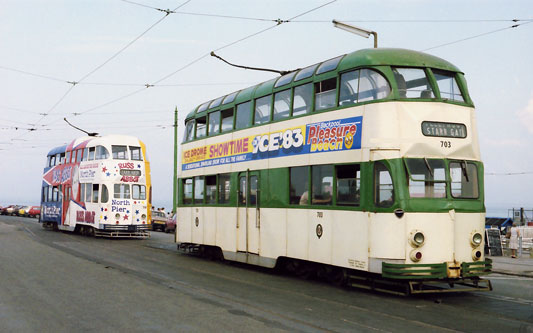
[82,148,88,161]
[112,145,128,160]
[60,153,65,165]
[293,83,313,116]
[254,95,272,125]
[314,78,337,111]
[273,89,291,121]
[183,178,193,204]
[312,165,333,205]
[235,101,252,130]
[336,164,361,206]
[92,184,100,203]
[96,145,110,160]
[450,161,479,199]
[80,183,85,203]
[432,69,465,102]
[101,184,109,203]
[294,64,319,82]
[222,91,238,105]
[85,183,93,202]
[290,166,309,205]
[42,186,48,202]
[48,186,53,202]
[205,175,217,204]
[184,120,195,142]
[195,116,207,139]
[114,184,131,199]
[404,158,447,198]
[392,67,435,99]
[374,161,395,208]
[66,151,71,164]
[220,108,234,133]
[208,111,221,136]
[194,176,204,204]
[132,184,146,200]
[55,154,61,165]
[218,173,231,204]
[130,146,142,161]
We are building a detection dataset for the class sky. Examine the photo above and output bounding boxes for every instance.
[0,0,532,216]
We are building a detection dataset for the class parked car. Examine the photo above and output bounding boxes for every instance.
[165,213,176,233]
[151,211,167,232]
[27,206,41,218]
[3,205,20,215]
[18,206,32,216]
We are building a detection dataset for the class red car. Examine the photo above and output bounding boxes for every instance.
[27,206,41,218]
[165,213,176,233]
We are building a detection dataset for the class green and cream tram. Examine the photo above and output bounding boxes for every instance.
[176,48,491,294]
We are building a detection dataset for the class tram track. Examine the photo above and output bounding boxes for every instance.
[15,218,533,332]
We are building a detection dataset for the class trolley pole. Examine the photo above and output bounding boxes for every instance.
[173,107,178,215]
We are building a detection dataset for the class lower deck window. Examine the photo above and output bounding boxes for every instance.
[183,179,193,204]
[132,184,146,200]
[336,164,360,206]
[114,184,131,199]
[374,162,394,207]
[450,161,479,198]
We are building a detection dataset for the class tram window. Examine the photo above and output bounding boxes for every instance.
[220,108,234,132]
[238,176,246,205]
[374,162,394,208]
[60,153,65,164]
[336,164,361,206]
[66,151,71,164]
[96,146,110,160]
[80,184,85,203]
[52,186,59,202]
[222,91,238,105]
[433,70,465,102]
[55,154,61,165]
[218,174,231,204]
[294,64,319,82]
[249,176,258,205]
[358,69,391,102]
[208,111,221,136]
[316,55,343,75]
[92,184,99,203]
[254,95,272,125]
[205,175,217,204]
[209,96,224,109]
[184,120,195,142]
[47,156,52,167]
[235,101,251,130]
[48,186,53,202]
[49,155,55,166]
[42,186,47,202]
[293,83,313,116]
[194,176,204,204]
[82,148,88,161]
[315,78,337,111]
[392,68,434,99]
[405,158,446,198]
[339,70,360,106]
[275,71,297,88]
[196,116,207,138]
[450,161,479,199]
[132,185,146,200]
[101,184,109,203]
[183,179,193,204]
[312,165,333,205]
[112,145,127,160]
[290,166,308,205]
[114,184,131,199]
[86,147,94,161]
[85,183,92,202]
[273,90,291,121]
[130,146,142,161]
[197,101,210,113]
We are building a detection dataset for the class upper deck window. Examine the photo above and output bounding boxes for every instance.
[184,120,195,142]
[208,111,221,136]
[197,101,210,113]
[315,78,337,111]
[196,116,207,138]
[235,101,251,130]
[294,64,318,82]
[130,146,142,161]
[88,147,95,161]
[433,70,464,102]
[220,108,234,132]
[393,68,434,99]
[209,96,224,109]
[254,95,271,125]
[293,83,313,116]
[273,90,291,121]
[316,55,343,75]
[112,145,127,160]
[95,145,109,160]
[222,91,238,105]
[275,71,297,88]
[339,69,391,106]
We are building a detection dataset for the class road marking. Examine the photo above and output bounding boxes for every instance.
[24,226,36,237]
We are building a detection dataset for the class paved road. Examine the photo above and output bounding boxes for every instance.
[1,216,532,332]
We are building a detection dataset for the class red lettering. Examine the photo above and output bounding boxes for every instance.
[349,124,357,135]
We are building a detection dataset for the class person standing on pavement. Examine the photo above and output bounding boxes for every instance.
[509,223,521,258]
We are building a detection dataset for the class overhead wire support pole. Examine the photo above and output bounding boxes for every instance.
[173,107,178,215]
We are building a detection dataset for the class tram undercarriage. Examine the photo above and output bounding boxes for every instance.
[40,221,150,239]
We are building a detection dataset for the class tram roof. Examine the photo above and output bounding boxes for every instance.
[47,145,67,156]
[186,48,463,120]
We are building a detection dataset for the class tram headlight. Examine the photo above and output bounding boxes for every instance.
[471,232,483,247]
[409,230,425,247]
[141,214,147,219]
[115,213,121,219]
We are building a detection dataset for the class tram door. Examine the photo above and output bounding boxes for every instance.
[62,185,71,225]
[236,171,260,254]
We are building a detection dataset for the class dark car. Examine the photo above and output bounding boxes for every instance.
[165,213,176,233]
[151,211,167,232]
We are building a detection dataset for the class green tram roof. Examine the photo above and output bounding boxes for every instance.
[185,48,463,120]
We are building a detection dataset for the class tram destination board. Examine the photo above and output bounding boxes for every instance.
[485,229,503,256]
[421,121,467,138]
